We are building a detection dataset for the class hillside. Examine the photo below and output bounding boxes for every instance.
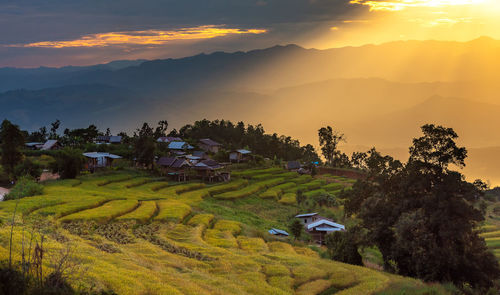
[0,169,447,294]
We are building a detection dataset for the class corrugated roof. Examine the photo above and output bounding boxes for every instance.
[235,149,251,154]
[268,228,289,236]
[41,140,59,150]
[307,219,345,231]
[109,136,122,143]
[83,152,122,159]
[157,157,190,168]
[157,137,182,143]
[192,151,206,158]
[168,141,194,150]
[199,138,221,146]
[295,213,318,218]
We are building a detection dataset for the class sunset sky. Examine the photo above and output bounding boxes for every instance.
[1,0,499,67]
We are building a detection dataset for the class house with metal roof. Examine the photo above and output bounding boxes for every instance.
[95,136,122,144]
[199,138,222,153]
[268,228,290,238]
[306,219,345,245]
[41,140,62,151]
[157,137,182,143]
[229,149,252,163]
[83,152,122,171]
[194,159,228,182]
[25,142,44,150]
[157,156,191,181]
[168,141,194,150]
[295,213,320,226]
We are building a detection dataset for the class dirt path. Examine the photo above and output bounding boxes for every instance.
[0,187,9,201]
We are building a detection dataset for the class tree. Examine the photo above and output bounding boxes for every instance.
[14,158,42,179]
[49,119,61,139]
[318,126,345,166]
[289,219,303,240]
[134,123,156,168]
[51,149,84,179]
[325,230,363,266]
[154,120,169,139]
[0,120,25,176]
[344,124,500,290]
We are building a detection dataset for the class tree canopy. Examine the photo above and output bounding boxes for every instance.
[344,124,500,290]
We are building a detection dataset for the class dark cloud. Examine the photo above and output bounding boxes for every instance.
[0,0,366,67]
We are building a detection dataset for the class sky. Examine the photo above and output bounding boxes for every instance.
[1,0,500,67]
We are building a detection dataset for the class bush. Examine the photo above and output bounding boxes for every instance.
[14,158,43,179]
[325,231,363,266]
[51,149,84,179]
[4,176,44,201]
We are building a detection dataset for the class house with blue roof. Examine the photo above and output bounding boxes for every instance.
[268,228,289,238]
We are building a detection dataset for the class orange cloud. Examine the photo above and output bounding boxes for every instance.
[350,0,485,11]
[10,25,267,48]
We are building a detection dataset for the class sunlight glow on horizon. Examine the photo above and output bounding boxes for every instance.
[350,0,486,11]
[8,25,267,49]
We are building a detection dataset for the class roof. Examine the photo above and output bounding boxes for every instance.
[83,152,122,159]
[295,213,318,218]
[157,137,182,143]
[25,142,43,147]
[194,159,223,170]
[287,161,301,170]
[96,135,110,142]
[232,149,251,154]
[41,140,59,150]
[109,136,122,143]
[268,228,289,236]
[307,219,345,231]
[192,151,206,158]
[168,141,194,150]
[157,157,190,168]
[199,138,221,146]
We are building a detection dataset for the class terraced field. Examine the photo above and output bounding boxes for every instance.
[0,169,447,294]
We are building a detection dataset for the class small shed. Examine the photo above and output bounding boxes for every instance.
[229,149,252,163]
[199,138,222,153]
[83,152,122,171]
[25,142,44,150]
[286,161,301,171]
[41,140,62,151]
[268,228,289,238]
[306,219,345,245]
[194,159,228,182]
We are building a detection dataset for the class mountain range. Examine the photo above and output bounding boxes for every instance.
[1,37,499,184]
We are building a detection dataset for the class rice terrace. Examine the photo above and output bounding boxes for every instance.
[0,165,456,294]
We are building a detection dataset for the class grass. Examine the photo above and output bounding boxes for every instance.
[116,201,157,223]
[60,199,139,223]
[213,178,285,200]
[0,170,448,295]
[154,200,192,222]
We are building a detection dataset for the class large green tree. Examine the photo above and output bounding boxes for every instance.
[344,124,500,290]
[0,120,25,176]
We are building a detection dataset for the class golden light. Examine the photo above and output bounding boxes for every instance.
[350,0,486,11]
[9,25,267,48]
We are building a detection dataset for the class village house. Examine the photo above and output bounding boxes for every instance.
[157,136,182,144]
[168,141,194,151]
[194,159,229,182]
[229,149,252,163]
[192,150,209,160]
[95,135,122,144]
[268,228,290,238]
[83,152,122,172]
[157,156,191,181]
[295,213,345,244]
[40,140,62,151]
[198,138,222,154]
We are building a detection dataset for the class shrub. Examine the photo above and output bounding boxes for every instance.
[50,148,85,179]
[14,158,42,179]
[4,176,44,201]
